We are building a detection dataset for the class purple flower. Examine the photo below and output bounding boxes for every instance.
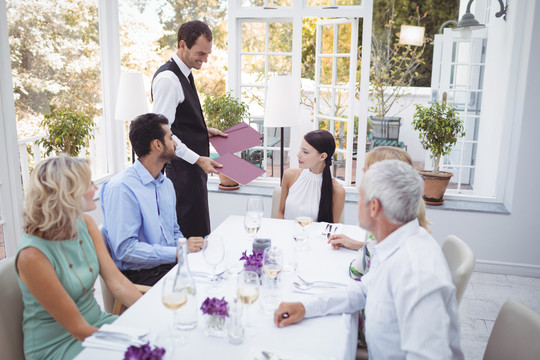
[239,250,263,270]
[123,342,165,360]
[200,297,229,317]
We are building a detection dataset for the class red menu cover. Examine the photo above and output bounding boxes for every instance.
[215,152,265,185]
[210,122,262,155]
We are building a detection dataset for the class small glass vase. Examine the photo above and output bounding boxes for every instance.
[204,314,228,337]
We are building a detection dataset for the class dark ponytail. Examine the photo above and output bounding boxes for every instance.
[304,130,335,223]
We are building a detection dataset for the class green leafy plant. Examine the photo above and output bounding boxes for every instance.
[37,107,95,157]
[203,91,249,131]
[412,95,465,174]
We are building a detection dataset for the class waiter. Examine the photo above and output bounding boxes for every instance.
[152,20,226,238]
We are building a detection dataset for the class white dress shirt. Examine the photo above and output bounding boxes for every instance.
[303,220,464,360]
[152,53,200,164]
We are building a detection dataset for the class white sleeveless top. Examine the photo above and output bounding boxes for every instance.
[284,169,322,221]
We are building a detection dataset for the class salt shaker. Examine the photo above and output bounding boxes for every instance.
[227,298,244,344]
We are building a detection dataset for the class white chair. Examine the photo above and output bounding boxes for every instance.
[442,235,475,305]
[98,225,150,315]
[271,186,345,223]
[0,257,25,360]
[483,300,540,360]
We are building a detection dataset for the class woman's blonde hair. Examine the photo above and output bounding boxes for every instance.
[23,155,91,241]
[365,146,432,232]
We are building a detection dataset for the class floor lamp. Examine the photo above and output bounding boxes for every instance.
[264,76,300,184]
[115,72,149,163]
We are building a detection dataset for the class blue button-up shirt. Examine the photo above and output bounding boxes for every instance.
[100,160,182,270]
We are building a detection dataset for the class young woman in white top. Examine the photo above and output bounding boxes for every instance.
[277,130,345,223]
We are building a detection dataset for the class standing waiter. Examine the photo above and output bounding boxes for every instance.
[152,20,226,238]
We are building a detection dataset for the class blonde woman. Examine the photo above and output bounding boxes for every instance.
[16,156,141,360]
[329,146,431,251]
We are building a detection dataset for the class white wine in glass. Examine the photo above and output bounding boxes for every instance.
[161,277,188,346]
[244,212,261,241]
[237,270,260,336]
[295,216,313,228]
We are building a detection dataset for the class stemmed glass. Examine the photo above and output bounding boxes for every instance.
[244,196,263,241]
[237,270,260,336]
[294,215,313,250]
[262,247,283,280]
[203,234,225,292]
[161,277,188,346]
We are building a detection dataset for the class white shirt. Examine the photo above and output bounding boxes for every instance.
[152,53,199,164]
[304,220,464,360]
[283,169,322,221]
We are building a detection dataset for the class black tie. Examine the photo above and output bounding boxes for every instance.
[188,72,197,93]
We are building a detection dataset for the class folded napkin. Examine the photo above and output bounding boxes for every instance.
[82,324,148,351]
[349,233,375,281]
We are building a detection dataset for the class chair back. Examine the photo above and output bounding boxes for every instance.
[98,224,115,313]
[0,257,25,360]
[483,300,540,360]
[442,235,475,305]
[371,116,401,145]
[271,187,281,219]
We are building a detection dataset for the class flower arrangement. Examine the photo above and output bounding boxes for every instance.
[123,342,165,360]
[200,297,229,317]
[239,250,263,275]
[200,297,229,337]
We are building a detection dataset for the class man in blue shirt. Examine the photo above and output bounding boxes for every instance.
[101,113,203,286]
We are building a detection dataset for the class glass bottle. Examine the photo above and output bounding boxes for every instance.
[174,238,198,330]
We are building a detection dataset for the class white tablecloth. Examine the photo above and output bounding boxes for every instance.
[76,216,365,360]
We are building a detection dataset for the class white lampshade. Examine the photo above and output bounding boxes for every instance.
[115,72,149,121]
[264,76,300,128]
[399,25,425,46]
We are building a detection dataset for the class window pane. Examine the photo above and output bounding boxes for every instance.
[242,22,266,52]
[337,23,352,53]
[269,0,292,6]
[242,0,265,6]
[269,22,293,52]
[320,57,334,85]
[268,55,292,76]
[242,55,266,84]
[321,25,334,54]
[7,0,107,177]
[241,87,265,117]
[336,57,350,85]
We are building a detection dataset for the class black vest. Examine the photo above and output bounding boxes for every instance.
[152,59,209,157]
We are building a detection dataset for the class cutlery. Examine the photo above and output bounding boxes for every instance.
[293,281,340,291]
[93,330,147,344]
[297,275,346,288]
[262,350,289,360]
[321,223,330,237]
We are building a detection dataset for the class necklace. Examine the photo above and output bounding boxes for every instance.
[60,239,95,293]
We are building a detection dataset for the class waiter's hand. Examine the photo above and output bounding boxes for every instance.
[196,156,222,174]
[187,236,204,252]
[208,127,228,138]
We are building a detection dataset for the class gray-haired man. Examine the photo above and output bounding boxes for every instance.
[274,160,464,359]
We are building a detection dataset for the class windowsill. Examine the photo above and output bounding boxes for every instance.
[208,181,510,215]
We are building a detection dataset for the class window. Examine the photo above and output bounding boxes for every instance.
[7,0,110,184]
[228,1,372,185]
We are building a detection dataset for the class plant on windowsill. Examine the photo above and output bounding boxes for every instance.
[203,91,250,190]
[412,92,465,205]
[36,107,95,157]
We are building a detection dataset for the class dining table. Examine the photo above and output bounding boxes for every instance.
[76,215,366,360]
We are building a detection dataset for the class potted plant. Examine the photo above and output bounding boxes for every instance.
[412,92,465,205]
[203,91,249,190]
[36,107,95,157]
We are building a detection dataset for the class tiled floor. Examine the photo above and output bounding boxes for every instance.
[459,272,540,359]
[94,271,540,359]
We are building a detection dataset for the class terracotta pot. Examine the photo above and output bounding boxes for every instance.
[418,170,453,205]
[217,173,239,191]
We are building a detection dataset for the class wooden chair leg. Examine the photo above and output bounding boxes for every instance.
[111,284,151,316]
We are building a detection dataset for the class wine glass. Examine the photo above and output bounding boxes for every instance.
[294,215,313,250]
[203,234,225,292]
[225,249,244,278]
[262,247,283,280]
[246,195,264,216]
[244,211,261,241]
[161,277,188,346]
[237,270,260,336]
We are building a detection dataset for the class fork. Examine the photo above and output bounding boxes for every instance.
[296,275,346,287]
